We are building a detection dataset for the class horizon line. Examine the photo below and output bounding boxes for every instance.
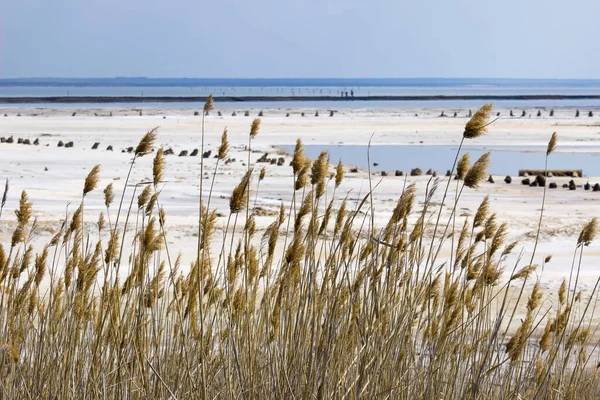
[2,76,600,81]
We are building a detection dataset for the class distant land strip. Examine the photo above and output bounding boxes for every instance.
[2,95,600,104]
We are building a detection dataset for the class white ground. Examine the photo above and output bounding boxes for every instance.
[1,106,600,296]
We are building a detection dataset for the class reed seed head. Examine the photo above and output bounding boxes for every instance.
[203,94,215,112]
[34,246,48,286]
[295,158,311,191]
[335,160,344,188]
[15,191,32,225]
[259,167,266,181]
[135,127,158,157]
[547,132,557,156]
[218,128,229,160]
[103,183,114,208]
[473,196,489,228]
[577,217,598,247]
[229,170,252,214]
[559,279,567,305]
[464,152,490,189]
[97,212,105,231]
[83,165,100,196]
[456,153,471,180]
[527,282,542,312]
[510,264,537,281]
[250,118,261,139]
[311,151,329,198]
[292,139,305,175]
[138,185,152,209]
[463,103,493,139]
[153,148,165,186]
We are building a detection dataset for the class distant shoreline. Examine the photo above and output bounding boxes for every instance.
[2,95,600,104]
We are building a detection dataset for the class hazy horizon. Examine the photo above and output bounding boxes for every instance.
[3,77,600,83]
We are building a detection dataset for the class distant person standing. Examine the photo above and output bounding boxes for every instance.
[351,90,354,97]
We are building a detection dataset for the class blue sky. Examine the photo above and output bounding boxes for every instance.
[1,0,599,79]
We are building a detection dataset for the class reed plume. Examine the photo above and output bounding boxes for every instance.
[311,151,329,199]
[547,132,557,156]
[335,160,344,188]
[204,94,215,113]
[456,153,470,180]
[463,103,493,139]
[230,170,252,213]
[577,217,598,247]
[218,128,229,160]
[153,148,165,186]
[135,127,158,157]
[103,183,114,208]
[464,152,490,188]
[83,165,100,196]
[250,118,261,139]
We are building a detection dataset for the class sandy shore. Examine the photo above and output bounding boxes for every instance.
[1,106,600,295]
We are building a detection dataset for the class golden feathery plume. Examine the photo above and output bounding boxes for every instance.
[103,183,114,208]
[105,229,120,264]
[473,196,489,228]
[97,212,105,231]
[295,158,311,191]
[229,169,252,214]
[145,193,158,217]
[135,127,158,157]
[217,128,229,160]
[547,132,557,156]
[527,282,543,312]
[577,217,598,247]
[83,165,100,196]
[510,264,538,281]
[138,185,152,209]
[319,199,334,236]
[558,279,567,305]
[203,94,215,113]
[463,103,493,139]
[334,199,347,235]
[259,167,266,181]
[539,318,553,352]
[502,240,519,256]
[456,153,471,180]
[15,190,32,226]
[34,246,48,286]
[487,221,507,256]
[464,152,490,189]
[311,150,329,199]
[244,214,256,237]
[11,225,24,248]
[249,118,261,139]
[69,204,83,235]
[292,138,305,175]
[159,206,166,227]
[153,148,165,186]
[335,160,344,188]
[483,213,497,240]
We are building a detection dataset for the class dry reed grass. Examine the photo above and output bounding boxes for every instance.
[1,103,600,399]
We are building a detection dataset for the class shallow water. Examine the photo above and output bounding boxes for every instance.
[281,145,600,176]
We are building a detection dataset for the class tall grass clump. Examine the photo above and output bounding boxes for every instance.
[1,103,600,398]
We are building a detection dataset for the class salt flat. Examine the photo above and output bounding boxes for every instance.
[1,106,600,291]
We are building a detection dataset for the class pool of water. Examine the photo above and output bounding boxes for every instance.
[280,145,600,177]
